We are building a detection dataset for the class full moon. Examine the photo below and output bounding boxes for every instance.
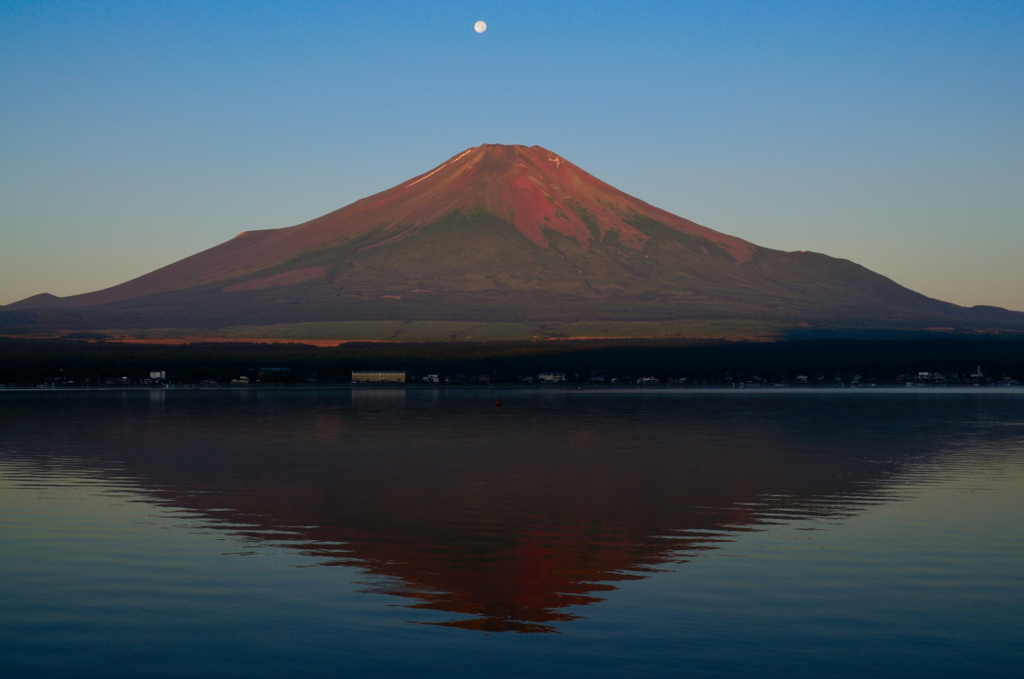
[474,21,487,33]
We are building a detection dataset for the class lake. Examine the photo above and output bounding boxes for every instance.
[1,388,1022,678]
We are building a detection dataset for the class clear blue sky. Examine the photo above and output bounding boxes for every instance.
[2,1,1022,309]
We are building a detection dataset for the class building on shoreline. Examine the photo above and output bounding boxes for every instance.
[351,371,407,384]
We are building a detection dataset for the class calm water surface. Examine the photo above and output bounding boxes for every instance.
[1,389,1022,677]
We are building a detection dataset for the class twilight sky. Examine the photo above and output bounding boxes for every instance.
[1,0,1022,310]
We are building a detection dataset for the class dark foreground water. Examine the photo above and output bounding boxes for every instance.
[1,389,1022,678]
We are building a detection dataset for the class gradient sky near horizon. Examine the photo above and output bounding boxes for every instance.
[1,1,1022,310]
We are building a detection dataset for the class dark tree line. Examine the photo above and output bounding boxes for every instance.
[1,337,1022,386]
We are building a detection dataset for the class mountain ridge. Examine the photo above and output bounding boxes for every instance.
[3,144,1023,336]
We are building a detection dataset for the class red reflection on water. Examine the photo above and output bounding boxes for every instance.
[0,392,948,632]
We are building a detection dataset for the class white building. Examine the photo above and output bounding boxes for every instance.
[351,371,407,384]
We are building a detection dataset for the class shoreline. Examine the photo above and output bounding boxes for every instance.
[3,385,1023,395]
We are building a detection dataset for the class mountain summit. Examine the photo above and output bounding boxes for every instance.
[4,144,1022,336]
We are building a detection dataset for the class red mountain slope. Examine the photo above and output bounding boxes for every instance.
[3,144,1021,333]
[6,145,754,309]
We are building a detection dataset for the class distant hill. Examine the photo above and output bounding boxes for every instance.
[3,144,1022,339]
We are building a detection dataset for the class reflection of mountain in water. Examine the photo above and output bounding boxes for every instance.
[2,391,1018,633]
